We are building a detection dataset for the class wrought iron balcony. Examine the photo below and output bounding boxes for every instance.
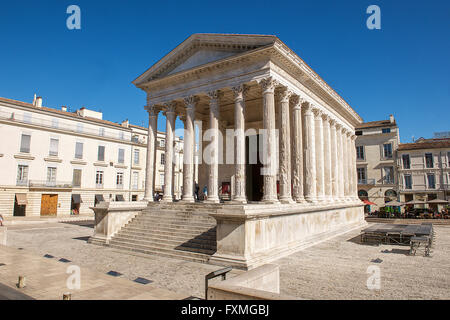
[16,179,29,186]
[358,179,376,185]
[28,180,72,188]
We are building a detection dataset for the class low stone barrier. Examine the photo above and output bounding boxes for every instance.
[89,201,147,245]
[207,264,297,300]
[0,227,6,245]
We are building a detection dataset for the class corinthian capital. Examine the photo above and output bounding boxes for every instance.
[183,95,199,108]
[163,101,177,115]
[290,95,305,110]
[276,87,292,103]
[259,77,278,94]
[145,104,160,117]
[231,84,249,101]
[207,90,223,101]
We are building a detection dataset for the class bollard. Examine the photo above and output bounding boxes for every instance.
[17,276,26,288]
[63,293,72,300]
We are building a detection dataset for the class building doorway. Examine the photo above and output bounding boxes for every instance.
[40,194,58,216]
[246,134,263,202]
[71,194,82,215]
[13,194,27,216]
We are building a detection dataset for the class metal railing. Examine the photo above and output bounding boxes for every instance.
[28,180,72,188]
[204,267,232,300]
[358,179,376,185]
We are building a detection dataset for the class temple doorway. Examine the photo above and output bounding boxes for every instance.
[246,134,263,202]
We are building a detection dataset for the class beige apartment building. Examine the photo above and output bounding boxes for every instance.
[355,115,400,211]
[397,138,450,211]
[0,96,183,217]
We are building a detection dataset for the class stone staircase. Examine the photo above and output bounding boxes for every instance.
[107,203,220,263]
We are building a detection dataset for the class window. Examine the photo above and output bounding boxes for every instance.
[427,174,436,189]
[132,195,138,201]
[97,146,105,161]
[49,138,59,157]
[160,139,165,148]
[382,128,391,134]
[160,173,164,186]
[382,166,394,184]
[425,153,433,168]
[99,127,105,136]
[47,167,57,184]
[355,131,363,136]
[51,118,59,129]
[161,153,165,165]
[357,167,366,184]
[119,131,124,140]
[118,148,125,164]
[17,165,28,185]
[76,123,83,133]
[134,149,140,165]
[448,152,450,167]
[404,175,412,190]
[95,170,104,186]
[402,154,410,169]
[356,146,364,160]
[116,172,123,187]
[358,190,368,200]
[20,134,31,153]
[72,169,82,187]
[383,143,393,159]
[23,112,32,123]
[75,142,83,159]
[132,172,139,190]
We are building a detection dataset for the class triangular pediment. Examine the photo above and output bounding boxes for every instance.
[133,34,277,85]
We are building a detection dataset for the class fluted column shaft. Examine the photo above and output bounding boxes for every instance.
[291,96,305,203]
[162,104,176,202]
[351,135,358,200]
[206,91,221,203]
[323,115,333,200]
[260,78,279,203]
[330,121,339,200]
[346,133,354,200]
[303,103,317,203]
[314,109,325,202]
[144,106,158,201]
[232,85,247,203]
[342,130,350,200]
[337,126,345,200]
[181,97,196,202]
[277,88,293,203]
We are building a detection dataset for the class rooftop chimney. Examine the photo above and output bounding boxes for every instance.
[121,119,129,128]
[389,114,394,123]
[32,94,37,106]
[61,106,67,112]
[35,97,42,108]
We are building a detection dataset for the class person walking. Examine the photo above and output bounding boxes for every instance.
[202,185,208,201]
[0,214,4,227]
[195,183,199,201]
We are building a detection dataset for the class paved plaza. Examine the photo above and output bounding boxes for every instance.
[1,221,449,299]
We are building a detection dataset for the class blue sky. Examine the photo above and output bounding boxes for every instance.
[0,0,449,142]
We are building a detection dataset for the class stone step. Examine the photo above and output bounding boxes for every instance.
[122,226,216,238]
[118,229,216,242]
[137,214,216,223]
[130,219,215,230]
[108,243,210,264]
[112,234,216,251]
[126,221,216,233]
[141,209,218,218]
[108,238,215,257]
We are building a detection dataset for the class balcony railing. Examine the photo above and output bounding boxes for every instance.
[28,180,72,188]
[16,179,28,186]
[358,179,376,185]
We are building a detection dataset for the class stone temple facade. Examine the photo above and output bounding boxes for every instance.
[130,34,366,269]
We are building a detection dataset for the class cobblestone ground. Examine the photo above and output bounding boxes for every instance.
[3,222,241,299]
[277,225,450,299]
[4,222,450,299]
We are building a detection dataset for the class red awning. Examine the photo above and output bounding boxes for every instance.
[362,200,376,205]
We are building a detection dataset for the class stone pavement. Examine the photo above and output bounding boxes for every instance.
[0,245,188,300]
[2,214,94,226]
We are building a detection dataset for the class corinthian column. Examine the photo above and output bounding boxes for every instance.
[232,84,248,203]
[314,108,325,202]
[337,125,345,201]
[303,102,317,203]
[277,87,294,203]
[351,134,358,201]
[181,96,197,203]
[260,77,279,203]
[291,95,305,203]
[206,90,221,203]
[346,132,354,201]
[143,105,159,201]
[330,119,339,200]
[342,129,350,201]
[161,102,176,202]
[322,114,333,201]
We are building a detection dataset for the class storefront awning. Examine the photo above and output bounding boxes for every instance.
[72,194,82,204]
[362,199,376,206]
[15,193,28,205]
[95,194,105,202]
[116,194,125,201]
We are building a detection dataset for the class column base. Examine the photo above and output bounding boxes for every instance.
[305,196,318,204]
[261,198,280,204]
[204,197,220,204]
[279,197,295,204]
[161,196,174,203]
[231,197,247,204]
[180,196,195,203]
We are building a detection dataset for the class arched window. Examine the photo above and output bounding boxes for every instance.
[358,190,368,200]
[384,189,397,202]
